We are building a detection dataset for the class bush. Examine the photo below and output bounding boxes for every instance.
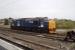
[55,19,75,29]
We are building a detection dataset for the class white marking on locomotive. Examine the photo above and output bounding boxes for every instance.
[39,24,44,27]
[29,20,33,23]
[17,21,20,26]
[40,24,44,27]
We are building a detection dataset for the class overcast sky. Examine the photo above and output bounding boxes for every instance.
[0,0,75,20]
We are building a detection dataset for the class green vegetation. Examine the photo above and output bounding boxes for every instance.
[55,19,75,29]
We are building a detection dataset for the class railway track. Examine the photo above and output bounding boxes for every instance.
[0,27,66,42]
[0,28,69,50]
[0,27,75,50]
[0,27,68,50]
[0,27,66,41]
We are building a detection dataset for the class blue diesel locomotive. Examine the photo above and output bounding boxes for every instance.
[10,17,75,41]
[10,17,56,33]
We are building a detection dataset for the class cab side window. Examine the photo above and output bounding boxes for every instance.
[33,21,38,25]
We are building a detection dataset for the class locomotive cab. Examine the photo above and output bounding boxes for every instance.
[48,19,56,33]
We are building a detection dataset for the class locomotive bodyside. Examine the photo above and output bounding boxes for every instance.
[10,18,75,41]
[10,17,56,33]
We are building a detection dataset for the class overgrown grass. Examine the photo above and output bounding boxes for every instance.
[55,19,75,29]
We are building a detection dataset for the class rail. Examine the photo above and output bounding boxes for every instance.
[0,28,67,50]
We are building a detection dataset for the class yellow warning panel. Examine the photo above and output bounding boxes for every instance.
[48,19,56,33]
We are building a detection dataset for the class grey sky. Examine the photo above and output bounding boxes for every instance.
[0,0,75,20]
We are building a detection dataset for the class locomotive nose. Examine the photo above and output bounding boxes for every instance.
[48,19,56,33]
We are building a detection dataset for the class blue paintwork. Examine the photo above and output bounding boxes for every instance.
[11,18,48,31]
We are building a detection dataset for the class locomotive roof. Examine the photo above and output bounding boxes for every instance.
[14,17,48,21]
